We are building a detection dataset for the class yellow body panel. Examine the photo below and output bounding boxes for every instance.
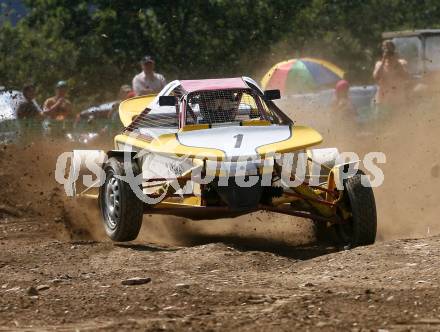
[119,94,156,127]
[241,120,271,126]
[256,126,323,156]
[155,201,200,209]
[115,125,322,160]
[180,124,210,131]
[182,196,202,206]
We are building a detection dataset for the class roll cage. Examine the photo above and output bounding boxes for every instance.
[124,78,292,141]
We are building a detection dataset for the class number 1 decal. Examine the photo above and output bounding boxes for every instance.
[233,134,243,148]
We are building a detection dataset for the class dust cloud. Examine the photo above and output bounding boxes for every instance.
[281,88,440,240]
[0,135,315,247]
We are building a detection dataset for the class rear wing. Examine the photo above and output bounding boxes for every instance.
[119,94,156,127]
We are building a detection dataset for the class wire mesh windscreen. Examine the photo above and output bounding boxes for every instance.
[125,106,178,135]
[186,89,266,125]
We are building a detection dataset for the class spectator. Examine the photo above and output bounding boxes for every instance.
[105,85,136,121]
[16,83,42,119]
[43,80,73,120]
[373,40,410,111]
[332,80,355,113]
[132,56,166,96]
[118,84,135,100]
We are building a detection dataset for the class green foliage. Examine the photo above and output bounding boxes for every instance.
[2,0,440,106]
[288,0,440,82]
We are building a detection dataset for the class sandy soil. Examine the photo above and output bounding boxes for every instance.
[2,214,440,331]
[0,91,439,330]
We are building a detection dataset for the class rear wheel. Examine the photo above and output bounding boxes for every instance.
[99,157,143,241]
[335,170,377,247]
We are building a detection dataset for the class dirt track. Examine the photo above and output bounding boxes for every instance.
[2,213,440,331]
[0,95,439,330]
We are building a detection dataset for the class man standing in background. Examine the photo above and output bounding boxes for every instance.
[373,40,410,112]
[43,80,73,120]
[132,56,166,96]
[16,83,42,119]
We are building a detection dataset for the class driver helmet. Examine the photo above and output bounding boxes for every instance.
[199,90,238,123]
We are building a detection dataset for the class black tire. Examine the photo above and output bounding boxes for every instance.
[335,170,377,247]
[99,157,143,241]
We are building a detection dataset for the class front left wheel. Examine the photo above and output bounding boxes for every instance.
[99,157,143,241]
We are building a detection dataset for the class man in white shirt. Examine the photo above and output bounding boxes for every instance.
[132,56,166,96]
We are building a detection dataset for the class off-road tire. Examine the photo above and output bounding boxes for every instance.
[336,170,377,247]
[99,157,143,241]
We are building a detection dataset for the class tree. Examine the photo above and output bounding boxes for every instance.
[2,0,440,106]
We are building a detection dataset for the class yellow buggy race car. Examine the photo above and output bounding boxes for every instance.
[67,77,376,248]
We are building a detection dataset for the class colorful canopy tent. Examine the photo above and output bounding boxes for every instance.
[261,58,345,95]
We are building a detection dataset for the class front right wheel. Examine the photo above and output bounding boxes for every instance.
[99,157,143,242]
[335,170,377,247]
